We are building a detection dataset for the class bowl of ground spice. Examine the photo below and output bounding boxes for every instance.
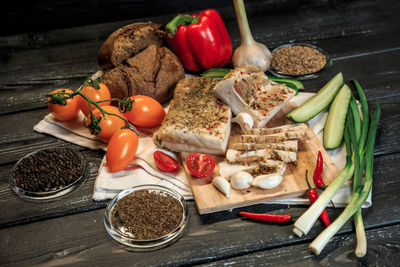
[9,147,88,200]
[104,185,189,251]
[269,43,331,80]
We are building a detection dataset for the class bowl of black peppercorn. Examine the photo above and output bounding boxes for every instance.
[9,147,88,200]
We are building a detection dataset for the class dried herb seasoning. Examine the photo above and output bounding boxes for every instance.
[13,148,84,192]
[112,190,183,240]
[271,45,327,75]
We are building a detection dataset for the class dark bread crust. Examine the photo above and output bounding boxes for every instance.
[98,22,164,69]
[102,45,185,104]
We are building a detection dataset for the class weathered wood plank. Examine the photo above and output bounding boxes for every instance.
[0,190,399,266]
[203,224,400,267]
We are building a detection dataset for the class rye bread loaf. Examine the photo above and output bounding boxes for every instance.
[101,44,185,104]
[98,22,164,69]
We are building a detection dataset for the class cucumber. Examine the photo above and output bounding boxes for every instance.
[287,72,344,122]
[323,83,352,149]
[201,68,231,78]
[267,75,304,90]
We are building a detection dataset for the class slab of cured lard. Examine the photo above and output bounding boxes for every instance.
[213,65,297,128]
[153,77,231,155]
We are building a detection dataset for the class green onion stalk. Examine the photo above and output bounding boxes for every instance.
[309,101,380,255]
[293,111,355,238]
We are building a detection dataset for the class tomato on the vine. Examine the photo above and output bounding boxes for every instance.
[86,106,126,140]
[124,95,165,128]
[47,88,80,121]
[78,80,111,116]
[153,150,180,172]
[186,153,215,178]
[106,129,139,173]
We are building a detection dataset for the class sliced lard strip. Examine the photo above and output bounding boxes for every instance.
[245,123,307,138]
[231,140,298,152]
[218,159,286,178]
[226,149,297,163]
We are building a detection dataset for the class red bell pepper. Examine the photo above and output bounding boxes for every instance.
[166,9,232,72]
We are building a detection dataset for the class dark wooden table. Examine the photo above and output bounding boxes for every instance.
[1,0,400,266]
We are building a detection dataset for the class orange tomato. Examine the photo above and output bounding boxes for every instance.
[86,106,126,140]
[124,95,166,128]
[106,129,139,173]
[47,88,80,121]
[78,81,111,116]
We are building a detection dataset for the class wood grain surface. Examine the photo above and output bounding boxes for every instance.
[0,0,400,265]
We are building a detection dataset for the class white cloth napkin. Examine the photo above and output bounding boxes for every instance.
[33,92,371,208]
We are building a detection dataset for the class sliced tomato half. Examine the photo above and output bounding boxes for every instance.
[186,152,216,178]
[153,150,180,172]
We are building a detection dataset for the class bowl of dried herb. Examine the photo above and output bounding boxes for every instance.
[9,147,88,200]
[104,185,189,252]
[269,43,332,80]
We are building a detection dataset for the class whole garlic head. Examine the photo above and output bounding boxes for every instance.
[230,171,253,190]
[232,43,272,72]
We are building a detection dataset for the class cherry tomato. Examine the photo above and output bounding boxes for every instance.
[124,95,166,128]
[47,88,80,121]
[186,152,216,178]
[106,129,139,173]
[153,150,180,172]
[86,106,126,140]
[78,81,111,116]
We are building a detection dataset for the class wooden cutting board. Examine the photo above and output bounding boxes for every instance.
[182,103,340,215]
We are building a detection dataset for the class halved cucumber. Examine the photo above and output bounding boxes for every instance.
[323,84,352,149]
[287,72,344,122]
[267,75,304,90]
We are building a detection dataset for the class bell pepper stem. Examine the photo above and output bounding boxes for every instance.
[233,0,255,45]
[166,14,200,38]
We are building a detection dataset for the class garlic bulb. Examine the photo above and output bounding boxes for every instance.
[230,171,253,190]
[232,0,272,71]
[252,173,283,189]
[212,176,231,198]
[231,113,254,132]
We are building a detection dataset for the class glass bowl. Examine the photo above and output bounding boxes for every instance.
[104,185,189,252]
[269,43,332,80]
[9,147,88,201]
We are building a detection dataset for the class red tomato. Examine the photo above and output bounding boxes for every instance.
[153,150,180,172]
[47,88,80,121]
[106,129,139,173]
[186,152,215,178]
[86,106,126,140]
[124,95,166,128]
[78,81,111,116]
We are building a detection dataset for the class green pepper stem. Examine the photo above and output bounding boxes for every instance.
[166,14,200,38]
[233,0,255,45]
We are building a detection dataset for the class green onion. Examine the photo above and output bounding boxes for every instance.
[309,101,380,255]
[351,80,370,257]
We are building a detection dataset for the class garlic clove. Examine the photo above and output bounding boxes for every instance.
[230,171,253,190]
[231,113,254,132]
[252,173,283,189]
[212,176,231,198]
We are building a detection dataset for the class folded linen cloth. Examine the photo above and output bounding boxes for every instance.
[33,92,371,208]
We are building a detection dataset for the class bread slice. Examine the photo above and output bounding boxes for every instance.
[154,77,232,155]
[98,22,164,69]
[213,65,296,128]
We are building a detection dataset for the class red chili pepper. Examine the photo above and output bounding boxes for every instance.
[305,170,331,227]
[313,151,326,190]
[166,9,232,72]
[240,212,292,223]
